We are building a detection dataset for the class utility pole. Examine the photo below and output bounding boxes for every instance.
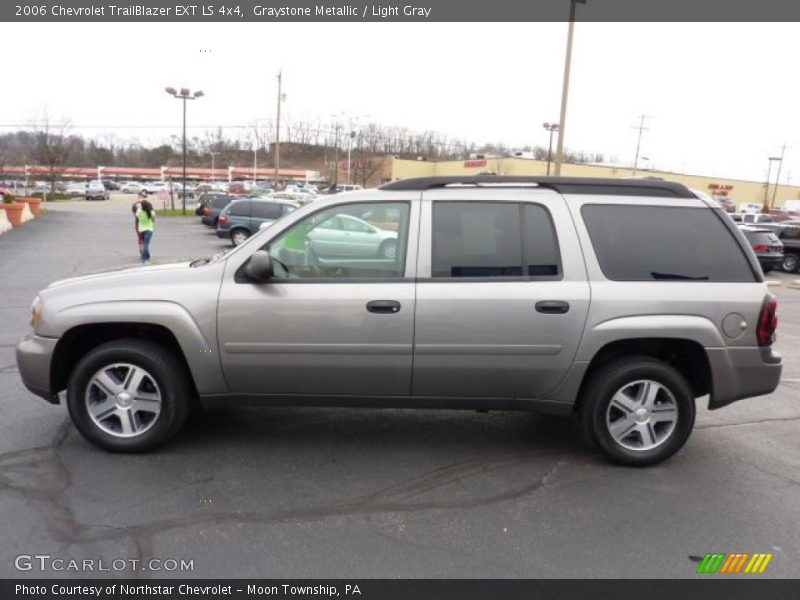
[274,71,282,187]
[632,114,650,176]
[771,144,788,208]
[553,0,586,176]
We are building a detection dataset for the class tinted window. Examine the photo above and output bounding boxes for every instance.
[212,195,233,209]
[266,202,409,280]
[743,230,780,245]
[432,202,561,278]
[251,202,283,220]
[228,201,251,217]
[582,205,756,282]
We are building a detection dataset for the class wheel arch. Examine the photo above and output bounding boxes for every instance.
[573,337,713,412]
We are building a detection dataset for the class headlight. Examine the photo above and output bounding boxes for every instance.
[30,296,43,331]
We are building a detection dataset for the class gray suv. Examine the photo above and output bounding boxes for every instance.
[16,176,782,465]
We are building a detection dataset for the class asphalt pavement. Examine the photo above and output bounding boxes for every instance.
[0,195,799,579]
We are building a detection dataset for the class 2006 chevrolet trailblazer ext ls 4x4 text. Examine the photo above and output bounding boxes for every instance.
[16,176,782,465]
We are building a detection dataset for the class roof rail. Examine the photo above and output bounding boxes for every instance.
[379,175,696,198]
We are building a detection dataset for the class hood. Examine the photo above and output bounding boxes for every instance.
[46,261,194,289]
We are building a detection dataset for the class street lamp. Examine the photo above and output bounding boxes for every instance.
[553,0,587,176]
[208,151,219,182]
[165,86,204,215]
[542,122,559,176]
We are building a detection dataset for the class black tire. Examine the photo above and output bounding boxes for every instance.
[66,339,192,453]
[230,228,250,246]
[763,267,773,274]
[379,239,397,260]
[578,356,696,467]
[782,252,799,273]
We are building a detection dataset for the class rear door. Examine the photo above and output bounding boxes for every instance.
[412,187,590,399]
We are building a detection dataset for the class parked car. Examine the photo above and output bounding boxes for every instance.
[738,225,784,273]
[85,180,109,201]
[216,198,298,246]
[740,212,775,225]
[121,182,145,194]
[755,222,800,272]
[740,203,764,214]
[713,197,736,213]
[16,176,782,465]
[142,182,168,195]
[101,179,120,191]
[65,182,87,197]
[197,193,238,226]
[305,213,398,259]
[227,182,248,195]
[170,182,195,199]
[327,184,364,194]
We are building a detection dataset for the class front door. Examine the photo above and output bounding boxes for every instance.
[217,198,419,397]
[412,188,590,399]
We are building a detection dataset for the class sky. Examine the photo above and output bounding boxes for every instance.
[3,21,800,183]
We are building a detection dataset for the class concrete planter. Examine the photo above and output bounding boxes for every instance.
[17,196,43,217]
[0,203,25,227]
[0,206,12,233]
[19,202,35,223]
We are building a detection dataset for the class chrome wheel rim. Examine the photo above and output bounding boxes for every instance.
[232,231,248,246]
[605,379,678,452]
[85,363,162,438]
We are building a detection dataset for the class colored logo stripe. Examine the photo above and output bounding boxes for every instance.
[697,552,773,574]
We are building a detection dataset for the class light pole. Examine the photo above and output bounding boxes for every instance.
[553,0,586,176]
[165,87,204,215]
[771,144,788,208]
[274,71,285,187]
[542,122,559,176]
[208,151,218,181]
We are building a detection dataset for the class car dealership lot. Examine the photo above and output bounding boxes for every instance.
[0,198,799,578]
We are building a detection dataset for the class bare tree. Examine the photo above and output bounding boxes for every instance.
[27,109,75,192]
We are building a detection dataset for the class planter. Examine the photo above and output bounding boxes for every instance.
[0,206,12,234]
[17,196,43,217]
[0,204,25,227]
[19,201,35,223]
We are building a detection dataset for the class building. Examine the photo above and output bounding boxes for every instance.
[385,157,800,208]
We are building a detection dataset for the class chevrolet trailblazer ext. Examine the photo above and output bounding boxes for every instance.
[16,177,782,466]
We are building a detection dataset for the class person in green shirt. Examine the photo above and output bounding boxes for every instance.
[136,199,156,264]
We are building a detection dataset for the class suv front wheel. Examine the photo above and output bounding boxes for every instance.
[782,252,799,273]
[66,339,191,452]
[579,356,696,466]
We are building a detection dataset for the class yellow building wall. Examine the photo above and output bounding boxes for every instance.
[390,157,800,208]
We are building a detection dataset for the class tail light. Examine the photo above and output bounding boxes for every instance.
[218,215,228,226]
[751,244,770,252]
[202,206,210,215]
[757,295,778,346]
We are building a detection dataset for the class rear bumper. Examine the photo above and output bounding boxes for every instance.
[758,256,784,270]
[201,216,216,226]
[16,333,59,404]
[707,345,782,409]
[215,228,231,239]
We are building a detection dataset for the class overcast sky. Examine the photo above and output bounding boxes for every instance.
[3,22,799,182]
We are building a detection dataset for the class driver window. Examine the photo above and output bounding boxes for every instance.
[266,202,410,280]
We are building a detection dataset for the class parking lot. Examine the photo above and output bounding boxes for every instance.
[1,194,799,578]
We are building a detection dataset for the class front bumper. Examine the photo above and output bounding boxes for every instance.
[707,345,782,409]
[16,333,59,404]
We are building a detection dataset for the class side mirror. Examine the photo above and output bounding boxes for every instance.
[244,250,274,282]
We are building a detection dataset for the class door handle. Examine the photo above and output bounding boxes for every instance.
[366,300,401,314]
[535,300,570,314]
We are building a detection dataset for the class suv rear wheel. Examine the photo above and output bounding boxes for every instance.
[66,339,191,452]
[231,228,250,246]
[578,356,696,466]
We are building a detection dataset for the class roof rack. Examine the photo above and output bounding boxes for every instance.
[379,176,696,199]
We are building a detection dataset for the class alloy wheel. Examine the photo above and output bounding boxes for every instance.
[605,379,678,451]
[84,363,162,438]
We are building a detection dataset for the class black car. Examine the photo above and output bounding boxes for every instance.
[739,226,784,273]
[197,193,238,226]
[755,222,800,272]
[100,179,120,191]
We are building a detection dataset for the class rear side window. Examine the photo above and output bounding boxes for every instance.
[251,202,283,220]
[581,204,756,282]
[432,202,561,278]
[743,230,780,245]
[228,201,251,217]
[212,195,233,209]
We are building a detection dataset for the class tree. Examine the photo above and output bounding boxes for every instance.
[26,109,75,193]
